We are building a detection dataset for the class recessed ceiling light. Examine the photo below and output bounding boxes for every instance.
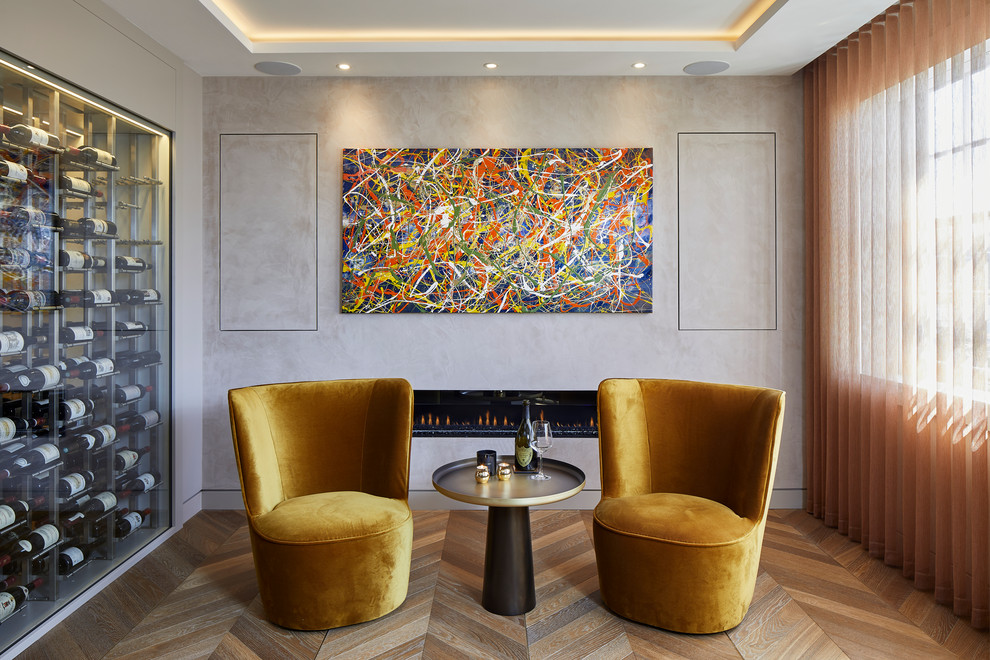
[632,62,647,69]
[484,62,498,70]
[337,63,351,71]
[254,61,301,76]
[683,60,730,76]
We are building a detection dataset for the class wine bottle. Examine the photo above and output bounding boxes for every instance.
[4,290,57,311]
[58,539,103,574]
[93,320,148,339]
[27,524,59,553]
[0,247,50,270]
[63,357,115,380]
[0,159,30,183]
[7,443,60,475]
[57,470,95,498]
[56,216,117,237]
[0,501,28,529]
[58,289,117,307]
[59,325,95,344]
[514,400,535,471]
[58,250,106,270]
[58,397,94,422]
[59,174,102,197]
[0,578,42,623]
[120,470,160,496]
[0,331,44,355]
[114,446,150,472]
[60,425,115,457]
[3,123,60,149]
[1,206,56,229]
[0,364,62,392]
[0,417,46,442]
[81,491,116,516]
[119,289,161,305]
[63,146,115,168]
[115,351,161,370]
[114,256,151,273]
[116,410,159,433]
[114,507,150,538]
[115,384,152,404]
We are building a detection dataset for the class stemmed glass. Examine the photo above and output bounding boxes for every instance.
[530,420,553,480]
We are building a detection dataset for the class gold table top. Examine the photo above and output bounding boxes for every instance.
[432,455,585,508]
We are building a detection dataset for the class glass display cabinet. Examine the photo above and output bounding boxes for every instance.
[0,49,170,653]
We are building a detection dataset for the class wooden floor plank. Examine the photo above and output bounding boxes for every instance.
[13,508,985,660]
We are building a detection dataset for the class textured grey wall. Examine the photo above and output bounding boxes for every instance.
[202,75,805,505]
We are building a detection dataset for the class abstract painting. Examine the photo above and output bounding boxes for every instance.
[342,148,653,313]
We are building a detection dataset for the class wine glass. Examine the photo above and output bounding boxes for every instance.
[530,420,553,480]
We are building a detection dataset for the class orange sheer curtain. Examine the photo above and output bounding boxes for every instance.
[805,0,989,628]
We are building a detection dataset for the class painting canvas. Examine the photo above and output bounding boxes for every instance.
[342,148,653,313]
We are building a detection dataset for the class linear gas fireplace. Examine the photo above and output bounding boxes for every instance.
[413,390,598,438]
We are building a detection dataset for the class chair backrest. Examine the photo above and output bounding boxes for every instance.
[228,378,413,517]
[598,378,785,521]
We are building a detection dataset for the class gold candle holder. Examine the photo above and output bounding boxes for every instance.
[497,463,513,481]
[475,464,491,483]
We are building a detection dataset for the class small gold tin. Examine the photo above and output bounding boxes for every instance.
[475,465,491,483]
[497,463,513,481]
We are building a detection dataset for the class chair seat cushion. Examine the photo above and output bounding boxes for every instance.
[594,492,756,546]
[252,490,411,545]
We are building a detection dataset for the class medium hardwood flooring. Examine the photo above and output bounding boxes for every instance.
[14,509,989,659]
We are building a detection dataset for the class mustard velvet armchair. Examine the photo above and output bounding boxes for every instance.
[228,378,414,630]
[593,378,785,634]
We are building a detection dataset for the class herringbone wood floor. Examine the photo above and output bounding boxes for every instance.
[14,509,989,659]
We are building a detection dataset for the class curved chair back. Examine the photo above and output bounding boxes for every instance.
[229,378,413,517]
[598,378,785,521]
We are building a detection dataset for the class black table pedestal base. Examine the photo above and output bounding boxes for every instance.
[481,506,535,615]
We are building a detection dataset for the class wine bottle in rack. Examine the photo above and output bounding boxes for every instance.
[0,160,46,186]
[0,365,62,392]
[115,384,152,405]
[80,491,116,517]
[0,578,42,623]
[56,216,117,238]
[57,539,103,575]
[115,351,160,370]
[93,320,147,339]
[59,425,115,458]
[114,508,150,538]
[2,443,60,478]
[58,250,107,271]
[119,289,161,305]
[56,471,95,499]
[114,256,151,273]
[1,207,57,230]
[0,248,51,270]
[4,290,57,311]
[27,524,60,554]
[1,124,61,149]
[114,446,150,472]
[62,357,115,380]
[59,324,95,345]
[58,289,118,307]
[0,416,47,441]
[116,410,159,434]
[59,174,102,198]
[62,146,116,169]
[57,397,94,423]
[0,330,47,355]
[119,471,160,497]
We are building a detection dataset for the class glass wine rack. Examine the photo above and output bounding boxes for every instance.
[0,50,170,653]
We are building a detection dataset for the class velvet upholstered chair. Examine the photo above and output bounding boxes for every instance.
[228,378,414,630]
[593,378,785,634]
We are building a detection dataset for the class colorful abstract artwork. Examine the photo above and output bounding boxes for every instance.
[341,148,653,313]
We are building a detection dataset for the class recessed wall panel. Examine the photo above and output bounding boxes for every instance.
[678,132,776,330]
[220,133,318,330]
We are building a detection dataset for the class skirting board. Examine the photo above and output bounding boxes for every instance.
[201,488,805,510]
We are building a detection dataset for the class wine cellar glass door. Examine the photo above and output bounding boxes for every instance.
[0,50,171,653]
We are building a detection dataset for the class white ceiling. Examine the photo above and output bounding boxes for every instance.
[102,0,895,77]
